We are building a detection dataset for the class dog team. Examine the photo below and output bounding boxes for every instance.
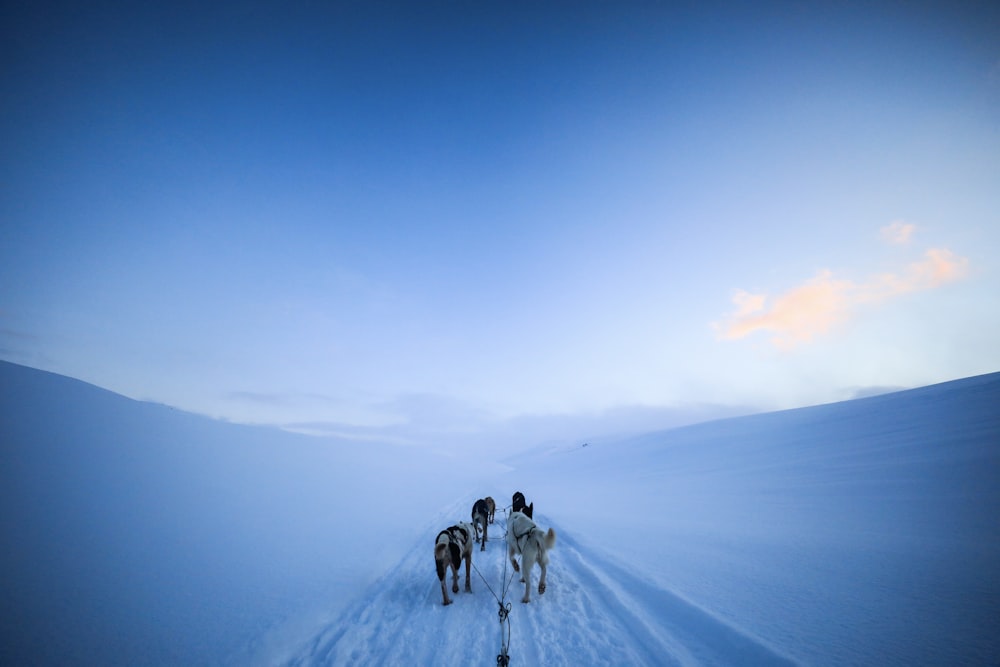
[435,491,556,606]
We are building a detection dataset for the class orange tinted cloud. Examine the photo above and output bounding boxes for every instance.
[717,247,970,349]
[913,247,969,283]
[862,248,971,301]
[719,271,854,349]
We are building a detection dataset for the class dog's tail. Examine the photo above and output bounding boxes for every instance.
[435,543,448,580]
[545,527,556,550]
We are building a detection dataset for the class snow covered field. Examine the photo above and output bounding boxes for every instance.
[2,360,998,665]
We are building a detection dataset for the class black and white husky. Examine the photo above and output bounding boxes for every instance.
[471,499,490,551]
[434,522,473,606]
[506,511,556,603]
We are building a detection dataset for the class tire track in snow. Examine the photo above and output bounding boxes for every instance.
[284,512,798,666]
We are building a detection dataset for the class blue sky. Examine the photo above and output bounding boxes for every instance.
[3,2,999,445]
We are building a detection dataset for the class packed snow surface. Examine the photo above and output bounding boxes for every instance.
[2,361,998,665]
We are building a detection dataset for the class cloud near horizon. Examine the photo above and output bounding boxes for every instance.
[716,246,970,349]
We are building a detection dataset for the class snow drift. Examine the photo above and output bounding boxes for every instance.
[2,360,998,665]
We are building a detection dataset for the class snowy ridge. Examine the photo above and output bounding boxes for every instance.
[286,499,796,667]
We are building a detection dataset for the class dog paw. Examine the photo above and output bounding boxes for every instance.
[443,598,452,606]
[521,597,530,604]
[452,584,459,593]
[511,562,520,573]
[538,582,546,594]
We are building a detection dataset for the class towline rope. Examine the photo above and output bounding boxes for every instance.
[471,506,516,665]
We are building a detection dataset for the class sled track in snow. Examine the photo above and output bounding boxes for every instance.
[285,514,798,666]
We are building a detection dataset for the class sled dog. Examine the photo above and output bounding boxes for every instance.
[511,491,533,519]
[506,511,556,603]
[471,499,490,551]
[434,522,473,606]
[484,496,496,524]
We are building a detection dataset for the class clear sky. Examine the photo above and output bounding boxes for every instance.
[3,1,999,445]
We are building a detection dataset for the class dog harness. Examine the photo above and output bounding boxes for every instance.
[441,525,469,570]
[512,523,535,551]
[447,525,468,544]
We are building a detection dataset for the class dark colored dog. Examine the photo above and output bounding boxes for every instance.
[471,499,489,551]
[485,496,496,524]
[512,491,534,519]
[434,522,473,606]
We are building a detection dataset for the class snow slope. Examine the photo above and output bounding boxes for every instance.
[2,361,999,665]
[0,361,500,665]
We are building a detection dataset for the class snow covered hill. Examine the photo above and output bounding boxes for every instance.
[0,361,501,665]
[2,361,999,665]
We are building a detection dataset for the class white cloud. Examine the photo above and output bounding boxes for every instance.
[880,220,916,245]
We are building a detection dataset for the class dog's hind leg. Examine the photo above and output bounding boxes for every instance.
[440,580,451,605]
[436,544,452,606]
[440,558,455,605]
[481,521,487,551]
[508,543,520,573]
[537,551,548,596]
[464,551,472,592]
[520,550,536,603]
[441,575,452,605]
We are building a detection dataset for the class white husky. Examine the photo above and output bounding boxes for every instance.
[506,511,557,603]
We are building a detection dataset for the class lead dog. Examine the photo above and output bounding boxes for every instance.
[506,511,556,603]
[512,491,533,519]
[434,522,473,606]
[485,496,496,524]
[471,499,489,551]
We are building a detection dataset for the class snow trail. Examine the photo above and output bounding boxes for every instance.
[285,504,797,666]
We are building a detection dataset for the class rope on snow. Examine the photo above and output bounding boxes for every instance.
[472,505,516,665]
